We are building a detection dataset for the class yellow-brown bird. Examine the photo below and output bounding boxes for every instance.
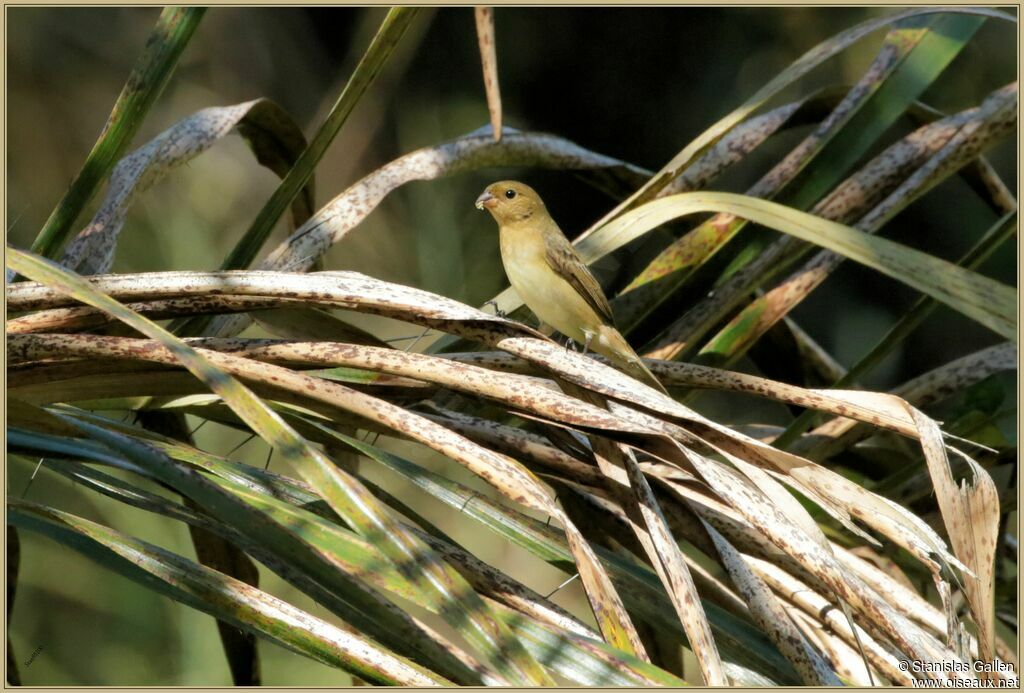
[476,180,667,395]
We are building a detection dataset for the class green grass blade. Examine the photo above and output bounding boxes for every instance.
[496,612,686,686]
[29,8,206,261]
[612,16,979,335]
[787,14,984,211]
[716,13,986,282]
[773,211,1017,449]
[581,192,1016,340]
[137,407,261,689]
[36,412,486,685]
[575,7,1013,243]
[5,248,555,686]
[74,404,795,684]
[35,452,680,686]
[645,83,1016,363]
[7,499,453,686]
[219,7,419,273]
[314,423,798,685]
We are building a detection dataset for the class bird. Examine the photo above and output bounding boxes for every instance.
[475,180,668,395]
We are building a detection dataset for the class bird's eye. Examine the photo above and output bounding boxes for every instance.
[504,189,517,199]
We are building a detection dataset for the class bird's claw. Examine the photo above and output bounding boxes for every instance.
[483,300,506,318]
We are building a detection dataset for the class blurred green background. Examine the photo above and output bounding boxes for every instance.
[7,7,1016,684]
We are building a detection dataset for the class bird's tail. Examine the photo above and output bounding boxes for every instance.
[595,325,669,396]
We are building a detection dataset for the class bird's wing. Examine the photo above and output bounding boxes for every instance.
[542,225,615,325]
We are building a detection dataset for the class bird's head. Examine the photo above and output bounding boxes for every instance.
[475,180,546,225]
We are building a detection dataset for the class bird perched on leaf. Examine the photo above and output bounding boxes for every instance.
[476,180,667,395]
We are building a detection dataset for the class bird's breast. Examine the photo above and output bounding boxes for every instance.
[498,226,600,343]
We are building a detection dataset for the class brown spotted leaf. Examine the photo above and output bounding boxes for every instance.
[474,7,502,141]
[60,100,313,276]
[905,405,1000,672]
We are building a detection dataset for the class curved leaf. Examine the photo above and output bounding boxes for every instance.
[219,7,420,274]
[59,99,314,276]
[584,192,1016,339]
[28,8,206,263]
[7,499,453,686]
[5,247,554,685]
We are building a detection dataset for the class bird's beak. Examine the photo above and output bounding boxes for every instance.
[475,190,497,210]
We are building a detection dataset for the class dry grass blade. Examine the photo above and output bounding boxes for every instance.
[258,133,639,267]
[474,7,502,141]
[7,267,978,583]
[28,8,206,264]
[60,99,313,276]
[799,342,1017,461]
[660,94,836,197]
[418,406,606,486]
[677,436,873,681]
[10,8,1014,684]
[905,406,1000,673]
[897,343,1017,408]
[574,93,838,203]
[832,545,1009,669]
[620,447,727,684]
[18,331,984,554]
[646,85,1015,360]
[571,7,1013,244]
[5,249,556,685]
[703,522,841,685]
[557,380,726,684]
[6,295,307,335]
[614,18,945,332]
[692,419,966,577]
[6,332,645,665]
[745,555,908,684]
[408,526,594,640]
[668,446,967,681]
[651,442,976,680]
[790,611,872,686]
[966,157,1017,215]
[583,191,1017,341]
[697,83,1017,362]
[469,338,977,575]
[856,84,1017,233]
[7,499,454,686]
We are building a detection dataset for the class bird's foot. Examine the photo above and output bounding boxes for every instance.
[482,300,506,318]
[582,332,594,356]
